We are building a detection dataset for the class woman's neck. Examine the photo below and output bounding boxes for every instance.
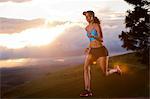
[89,21,94,25]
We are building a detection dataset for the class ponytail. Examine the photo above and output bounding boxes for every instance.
[93,17,103,38]
[94,17,100,24]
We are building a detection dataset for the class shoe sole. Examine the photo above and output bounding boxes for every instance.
[80,93,93,97]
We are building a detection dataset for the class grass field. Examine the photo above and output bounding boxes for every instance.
[1,53,149,98]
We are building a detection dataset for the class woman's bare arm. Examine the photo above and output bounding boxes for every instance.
[94,23,103,42]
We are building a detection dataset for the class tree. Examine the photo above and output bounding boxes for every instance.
[119,0,150,65]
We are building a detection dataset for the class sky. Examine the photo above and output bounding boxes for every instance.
[0,0,130,20]
[0,0,133,62]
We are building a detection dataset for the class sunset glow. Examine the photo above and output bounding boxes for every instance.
[0,58,30,68]
[0,22,66,49]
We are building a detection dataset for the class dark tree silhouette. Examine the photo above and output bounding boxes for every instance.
[119,0,150,65]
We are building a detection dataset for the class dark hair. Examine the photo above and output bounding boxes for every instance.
[83,10,100,24]
[94,17,100,24]
[83,10,94,16]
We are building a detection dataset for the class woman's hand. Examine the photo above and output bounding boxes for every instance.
[84,48,90,54]
[96,37,103,42]
[89,35,103,42]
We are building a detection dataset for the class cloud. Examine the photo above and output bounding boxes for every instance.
[0,17,71,34]
[0,23,87,59]
[0,0,31,3]
[52,24,88,51]
[0,19,127,60]
[46,21,66,27]
[0,17,45,34]
[96,7,125,20]
[0,0,130,21]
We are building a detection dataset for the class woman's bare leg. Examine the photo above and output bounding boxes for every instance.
[83,54,93,91]
[97,56,120,76]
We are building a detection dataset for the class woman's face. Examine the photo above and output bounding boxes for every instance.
[85,13,92,23]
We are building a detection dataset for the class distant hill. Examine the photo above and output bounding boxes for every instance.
[1,53,149,98]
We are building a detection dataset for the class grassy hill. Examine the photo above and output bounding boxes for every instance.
[1,53,149,98]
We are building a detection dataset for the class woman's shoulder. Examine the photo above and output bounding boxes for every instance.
[93,23,100,27]
[93,23,101,30]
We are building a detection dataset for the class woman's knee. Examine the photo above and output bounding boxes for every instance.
[100,67,107,76]
[97,57,107,75]
[102,71,109,76]
[98,66,108,76]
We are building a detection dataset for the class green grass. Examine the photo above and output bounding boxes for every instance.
[2,53,149,98]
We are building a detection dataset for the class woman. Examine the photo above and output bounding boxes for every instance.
[80,10,122,97]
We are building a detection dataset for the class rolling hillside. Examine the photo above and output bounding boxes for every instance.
[2,53,149,98]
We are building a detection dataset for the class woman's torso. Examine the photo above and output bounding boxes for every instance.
[86,24,103,48]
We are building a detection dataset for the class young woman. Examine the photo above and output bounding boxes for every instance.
[80,10,122,97]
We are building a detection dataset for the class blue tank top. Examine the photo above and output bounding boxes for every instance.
[87,29,98,41]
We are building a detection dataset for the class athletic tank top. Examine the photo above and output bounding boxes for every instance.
[87,29,98,42]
